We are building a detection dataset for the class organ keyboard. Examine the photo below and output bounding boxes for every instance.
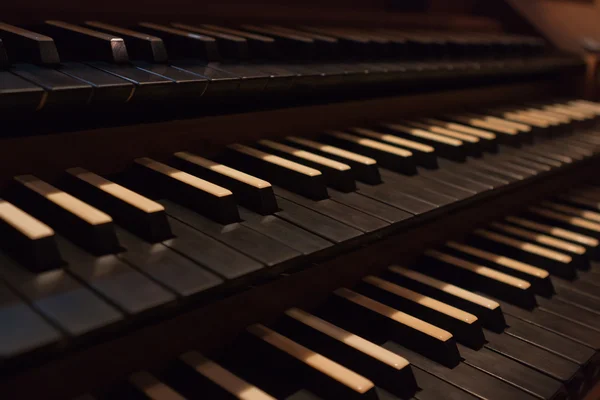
[2,1,600,399]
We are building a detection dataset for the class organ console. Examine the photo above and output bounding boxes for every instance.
[1,0,600,399]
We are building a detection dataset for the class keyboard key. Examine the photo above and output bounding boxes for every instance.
[7,175,120,255]
[0,23,60,65]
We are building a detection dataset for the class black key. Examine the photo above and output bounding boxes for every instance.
[164,217,263,280]
[383,342,538,400]
[171,151,278,215]
[536,296,600,332]
[355,276,486,349]
[283,136,381,184]
[10,63,92,109]
[494,153,551,173]
[418,168,490,195]
[442,241,554,297]
[161,199,300,269]
[234,324,378,400]
[274,308,419,399]
[379,171,462,205]
[503,314,600,377]
[505,148,563,168]
[136,22,219,61]
[0,23,60,65]
[274,197,362,244]
[328,189,413,225]
[551,276,600,302]
[128,157,239,224]
[349,127,438,169]
[419,249,538,309]
[274,187,388,233]
[321,131,417,175]
[355,181,437,215]
[59,234,175,315]
[320,288,461,368]
[490,295,600,349]
[380,123,466,162]
[39,21,129,63]
[200,24,277,59]
[172,23,249,60]
[457,343,567,400]
[58,62,134,105]
[552,283,600,314]
[0,282,62,360]
[483,328,584,396]
[84,21,168,63]
[0,252,122,336]
[7,175,120,256]
[0,199,62,272]
[238,207,333,256]
[241,25,315,60]
[222,143,329,201]
[0,70,45,112]
[412,368,478,400]
[382,265,507,332]
[61,168,172,243]
[116,228,223,297]
[256,140,356,192]
[466,229,577,279]
[169,61,238,97]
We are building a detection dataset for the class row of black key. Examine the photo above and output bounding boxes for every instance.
[0,21,571,113]
[0,98,598,366]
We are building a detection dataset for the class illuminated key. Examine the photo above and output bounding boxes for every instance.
[246,324,376,400]
[128,371,186,400]
[381,122,466,161]
[329,287,460,367]
[321,130,416,175]
[9,175,119,255]
[386,266,505,331]
[275,307,418,398]
[505,216,599,248]
[422,249,535,308]
[470,228,576,279]
[64,168,172,242]
[284,136,381,184]
[171,152,277,215]
[542,201,600,223]
[528,207,600,234]
[224,143,328,200]
[358,275,485,348]
[256,139,356,192]
[132,158,239,224]
[0,199,62,271]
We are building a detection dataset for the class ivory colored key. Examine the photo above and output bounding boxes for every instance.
[348,127,438,169]
[171,152,278,215]
[444,114,519,145]
[283,136,381,184]
[443,240,553,296]
[0,199,62,271]
[273,308,418,398]
[243,324,377,400]
[402,120,483,157]
[489,221,588,261]
[526,206,600,237]
[384,265,506,331]
[562,193,600,211]
[380,122,466,162]
[469,228,577,279]
[542,201,600,223]
[127,371,186,400]
[131,158,240,224]
[322,287,461,367]
[255,140,356,192]
[420,249,536,309]
[321,130,417,175]
[505,216,599,251]
[62,168,172,242]
[224,143,329,201]
[415,118,499,153]
[356,275,485,348]
[8,175,119,255]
